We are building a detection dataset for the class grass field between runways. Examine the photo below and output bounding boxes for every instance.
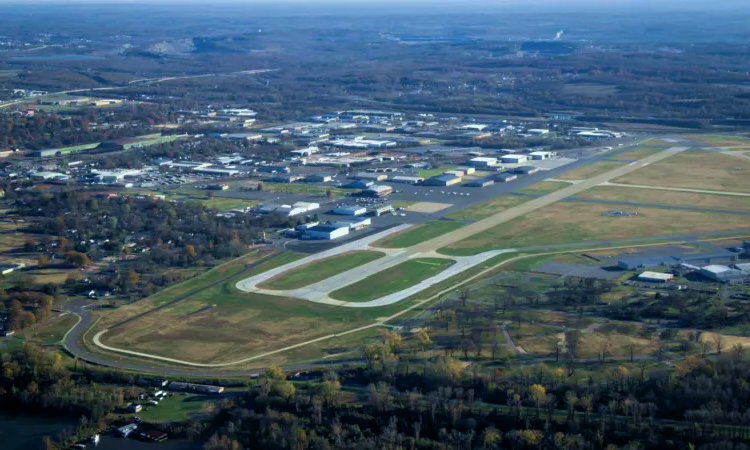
[330,258,456,302]
[613,150,750,193]
[438,202,750,256]
[517,181,571,195]
[373,221,466,248]
[576,185,750,212]
[556,161,627,180]
[445,195,531,221]
[258,251,386,290]
[611,147,663,161]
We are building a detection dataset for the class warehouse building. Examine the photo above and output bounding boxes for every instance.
[344,180,373,189]
[276,205,308,217]
[423,174,462,187]
[303,224,350,240]
[293,201,320,212]
[268,174,305,183]
[699,265,745,282]
[389,175,423,185]
[257,165,291,174]
[361,185,393,197]
[501,154,528,164]
[29,149,63,158]
[32,171,69,182]
[193,167,241,176]
[529,151,553,160]
[637,271,674,283]
[443,169,466,178]
[494,173,518,183]
[617,251,740,270]
[331,206,367,216]
[512,166,540,175]
[456,166,476,175]
[254,204,284,214]
[334,218,372,230]
[467,156,497,168]
[305,173,333,183]
[355,172,388,181]
[465,178,495,188]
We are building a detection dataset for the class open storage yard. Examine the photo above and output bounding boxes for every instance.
[258,251,386,290]
[439,202,750,256]
[373,221,466,248]
[329,257,456,302]
[556,161,627,180]
[613,150,750,192]
[576,185,750,212]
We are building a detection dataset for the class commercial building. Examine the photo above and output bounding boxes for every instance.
[637,271,674,283]
[192,167,241,177]
[617,251,740,270]
[465,178,495,188]
[331,206,367,216]
[275,206,308,217]
[335,217,371,230]
[254,204,284,214]
[29,149,63,158]
[423,174,462,187]
[268,174,305,183]
[456,166,476,175]
[443,170,466,178]
[305,173,333,183]
[304,224,350,240]
[512,166,539,175]
[257,165,291,174]
[362,185,393,197]
[344,180,373,189]
[501,154,528,164]
[467,157,498,168]
[389,175,423,185]
[33,171,69,182]
[529,151,553,160]
[494,173,518,183]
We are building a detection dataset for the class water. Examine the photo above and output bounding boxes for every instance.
[9,54,104,61]
[0,413,199,450]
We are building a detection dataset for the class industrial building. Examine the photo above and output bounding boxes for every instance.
[334,217,372,230]
[206,184,229,190]
[304,224,350,240]
[443,170,466,178]
[268,174,305,183]
[293,201,320,212]
[331,206,367,216]
[254,204,283,214]
[257,165,291,174]
[344,180,373,189]
[389,175,423,184]
[193,167,241,176]
[305,173,333,183]
[465,178,495,188]
[167,381,225,394]
[361,185,393,197]
[467,156,497,168]
[456,166,476,175]
[512,166,540,175]
[494,173,518,183]
[32,171,69,182]
[423,174,462,187]
[637,271,674,283]
[699,265,746,282]
[501,154,529,164]
[529,151,553,160]
[275,205,308,217]
[29,149,63,158]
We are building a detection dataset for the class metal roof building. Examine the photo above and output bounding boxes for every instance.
[637,271,674,283]
[422,174,462,186]
[390,175,424,184]
[331,206,367,216]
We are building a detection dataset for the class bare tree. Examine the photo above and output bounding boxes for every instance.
[627,341,637,362]
[552,342,561,362]
[459,288,470,307]
[714,334,724,355]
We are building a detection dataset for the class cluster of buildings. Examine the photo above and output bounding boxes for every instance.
[621,246,750,284]
[252,201,320,217]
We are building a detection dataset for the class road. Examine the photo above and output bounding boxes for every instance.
[0,69,277,109]
[235,147,690,305]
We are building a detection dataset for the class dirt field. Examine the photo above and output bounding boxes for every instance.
[445,196,530,221]
[406,202,452,213]
[557,161,627,180]
[614,150,750,193]
[439,202,750,256]
[576,185,750,212]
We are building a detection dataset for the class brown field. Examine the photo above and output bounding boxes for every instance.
[612,147,663,160]
[440,202,750,255]
[576,332,657,359]
[407,202,452,213]
[614,150,750,193]
[445,195,530,220]
[576,185,750,212]
[557,162,627,180]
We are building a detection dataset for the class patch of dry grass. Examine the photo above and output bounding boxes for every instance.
[557,161,628,180]
[577,185,750,212]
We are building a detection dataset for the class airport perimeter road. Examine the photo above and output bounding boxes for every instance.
[236,147,689,305]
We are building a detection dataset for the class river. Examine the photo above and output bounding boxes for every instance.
[0,413,199,450]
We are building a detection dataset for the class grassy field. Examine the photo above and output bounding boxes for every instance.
[373,221,466,248]
[57,142,101,154]
[517,181,571,195]
[688,134,750,147]
[445,195,530,221]
[262,183,349,198]
[25,314,79,343]
[259,251,386,290]
[612,147,663,160]
[556,161,627,180]
[576,185,750,212]
[330,258,456,302]
[188,197,258,211]
[127,393,214,423]
[439,202,750,256]
[94,251,410,365]
[614,150,750,193]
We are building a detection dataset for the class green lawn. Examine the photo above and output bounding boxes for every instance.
[259,251,386,290]
[373,221,466,248]
[189,197,258,211]
[445,195,530,221]
[130,394,215,423]
[330,258,456,302]
[611,147,663,161]
[57,142,101,154]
